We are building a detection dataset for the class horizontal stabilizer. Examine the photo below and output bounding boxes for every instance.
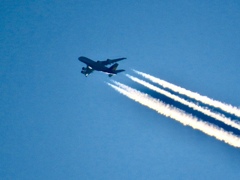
[115,69,125,73]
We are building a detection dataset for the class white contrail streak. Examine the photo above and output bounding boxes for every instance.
[126,74,240,131]
[134,70,240,118]
[108,81,240,148]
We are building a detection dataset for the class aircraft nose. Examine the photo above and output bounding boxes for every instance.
[78,56,83,61]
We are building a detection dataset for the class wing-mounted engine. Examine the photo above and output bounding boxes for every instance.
[81,66,94,77]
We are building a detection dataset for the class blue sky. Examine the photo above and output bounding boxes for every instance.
[1,0,240,179]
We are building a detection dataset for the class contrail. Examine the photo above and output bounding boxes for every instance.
[134,70,240,118]
[108,81,240,148]
[126,74,240,131]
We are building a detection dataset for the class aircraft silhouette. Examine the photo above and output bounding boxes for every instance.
[78,56,126,77]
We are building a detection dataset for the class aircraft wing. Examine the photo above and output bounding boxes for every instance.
[99,57,126,66]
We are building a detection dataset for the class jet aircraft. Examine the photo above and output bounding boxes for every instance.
[78,56,126,77]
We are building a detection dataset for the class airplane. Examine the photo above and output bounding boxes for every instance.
[78,56,126,77]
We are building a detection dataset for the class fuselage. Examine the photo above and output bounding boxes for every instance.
[78,56,109,71]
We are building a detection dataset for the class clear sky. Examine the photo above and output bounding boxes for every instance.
[1,0,240,179]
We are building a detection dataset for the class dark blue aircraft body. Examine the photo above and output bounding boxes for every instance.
[78,56,126,77]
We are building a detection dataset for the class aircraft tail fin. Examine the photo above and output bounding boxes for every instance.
[108,63,125,77]
[109,63,119,71]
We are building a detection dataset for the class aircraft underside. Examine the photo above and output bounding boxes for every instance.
[79,56,126,77]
